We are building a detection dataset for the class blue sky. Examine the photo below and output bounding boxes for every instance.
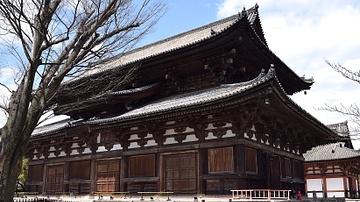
[141,0,360,148]
[1,0,360,147]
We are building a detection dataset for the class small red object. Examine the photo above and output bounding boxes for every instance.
[297,191,302,200]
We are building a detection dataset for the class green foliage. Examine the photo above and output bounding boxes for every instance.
[16,158,28,192]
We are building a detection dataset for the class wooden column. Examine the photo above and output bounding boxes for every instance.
[159,154,164,192]
[121,155,128,192]
[64,161,70,192]
[90,159,96,193]
[343,176,349,198]
[235,144,245,174]
[235,144,245,189]
[198,148,207,195]
[41,164,46,194]
[322,177,327,198]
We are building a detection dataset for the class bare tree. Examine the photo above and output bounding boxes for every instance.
[0,0,166,200]
[320,60,360,138]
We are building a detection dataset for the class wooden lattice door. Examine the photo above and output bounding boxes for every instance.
[45,164,64,194]
[96,160,120,192]
[164,153,197,193]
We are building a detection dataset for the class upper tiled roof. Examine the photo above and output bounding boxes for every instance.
[81,5,261,77]
[326,121,349,137]
[304,142,360,162]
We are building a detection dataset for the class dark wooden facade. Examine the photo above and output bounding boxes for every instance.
[26,5,339,196]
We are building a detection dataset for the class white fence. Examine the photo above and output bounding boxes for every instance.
[230,189,291,201]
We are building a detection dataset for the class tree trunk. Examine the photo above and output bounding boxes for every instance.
[0,142,23,200]
[0,123,31,201]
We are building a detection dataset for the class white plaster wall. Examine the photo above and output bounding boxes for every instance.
[326,178,345,198]
[145,139,157,147]
[129,142,140,149]
[183,134,198,142]
[327,192,344,198]
[206,132,216,140]
[164,137,177,145]
[223,129,235,138]
[96,146,107,152]
[306,179,323,198]
[327,178,344,190]
[111,144,123,151]
[83,148,91,154]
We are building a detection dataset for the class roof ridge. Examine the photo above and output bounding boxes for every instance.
[77,6,261,79]
[109,5,261,62]
[94,13,241,68]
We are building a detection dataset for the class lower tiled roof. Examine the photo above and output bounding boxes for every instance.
[85,68,275,124]
[304,142,360,162]
[33,68,276,135]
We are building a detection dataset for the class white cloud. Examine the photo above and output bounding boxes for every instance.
[217,0,360,148]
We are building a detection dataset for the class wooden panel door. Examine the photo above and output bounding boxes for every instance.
[165,153,197,193]
[270,156,281,189]
[45,164,64,194]
[96,160,120,192]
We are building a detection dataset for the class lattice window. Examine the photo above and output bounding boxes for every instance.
[129,154,155,177]
[208,147,234,173]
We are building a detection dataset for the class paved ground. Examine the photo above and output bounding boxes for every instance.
[15,195,360,202]
[14,195,293,202]
[15,196,231,202]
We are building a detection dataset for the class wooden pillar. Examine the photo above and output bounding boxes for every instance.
[155,153,161,192]
[322,177,327,198]
[42,164,46,194]
[198,148,207,195]
[121,156,128,192]
[235,144,245,174]
[64,161,70,192]
[159,154,164,192]
[90,159,96,193]
[235,144,245,189]
[343,176,349,198]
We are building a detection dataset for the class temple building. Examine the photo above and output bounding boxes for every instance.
[304,121,360,199]
[26,5,339,196]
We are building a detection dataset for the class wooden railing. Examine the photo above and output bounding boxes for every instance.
[230,189,291,201]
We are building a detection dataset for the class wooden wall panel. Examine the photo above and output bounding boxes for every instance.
[164,153,197,193]
[208,147,234,173]
[96,160,120,192]
[70,160,91,179]
[45,164,64,194]
[245,147,257,173]
[284,158,291,177]
[129,154,155,177]
[270,155,281,189]
[293,160,301,178]
[28,164,43,181]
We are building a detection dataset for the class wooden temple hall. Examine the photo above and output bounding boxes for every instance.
[26,5,340,196]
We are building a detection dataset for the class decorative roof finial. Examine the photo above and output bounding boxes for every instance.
[255,3,259,10]
[242,7,247,17]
